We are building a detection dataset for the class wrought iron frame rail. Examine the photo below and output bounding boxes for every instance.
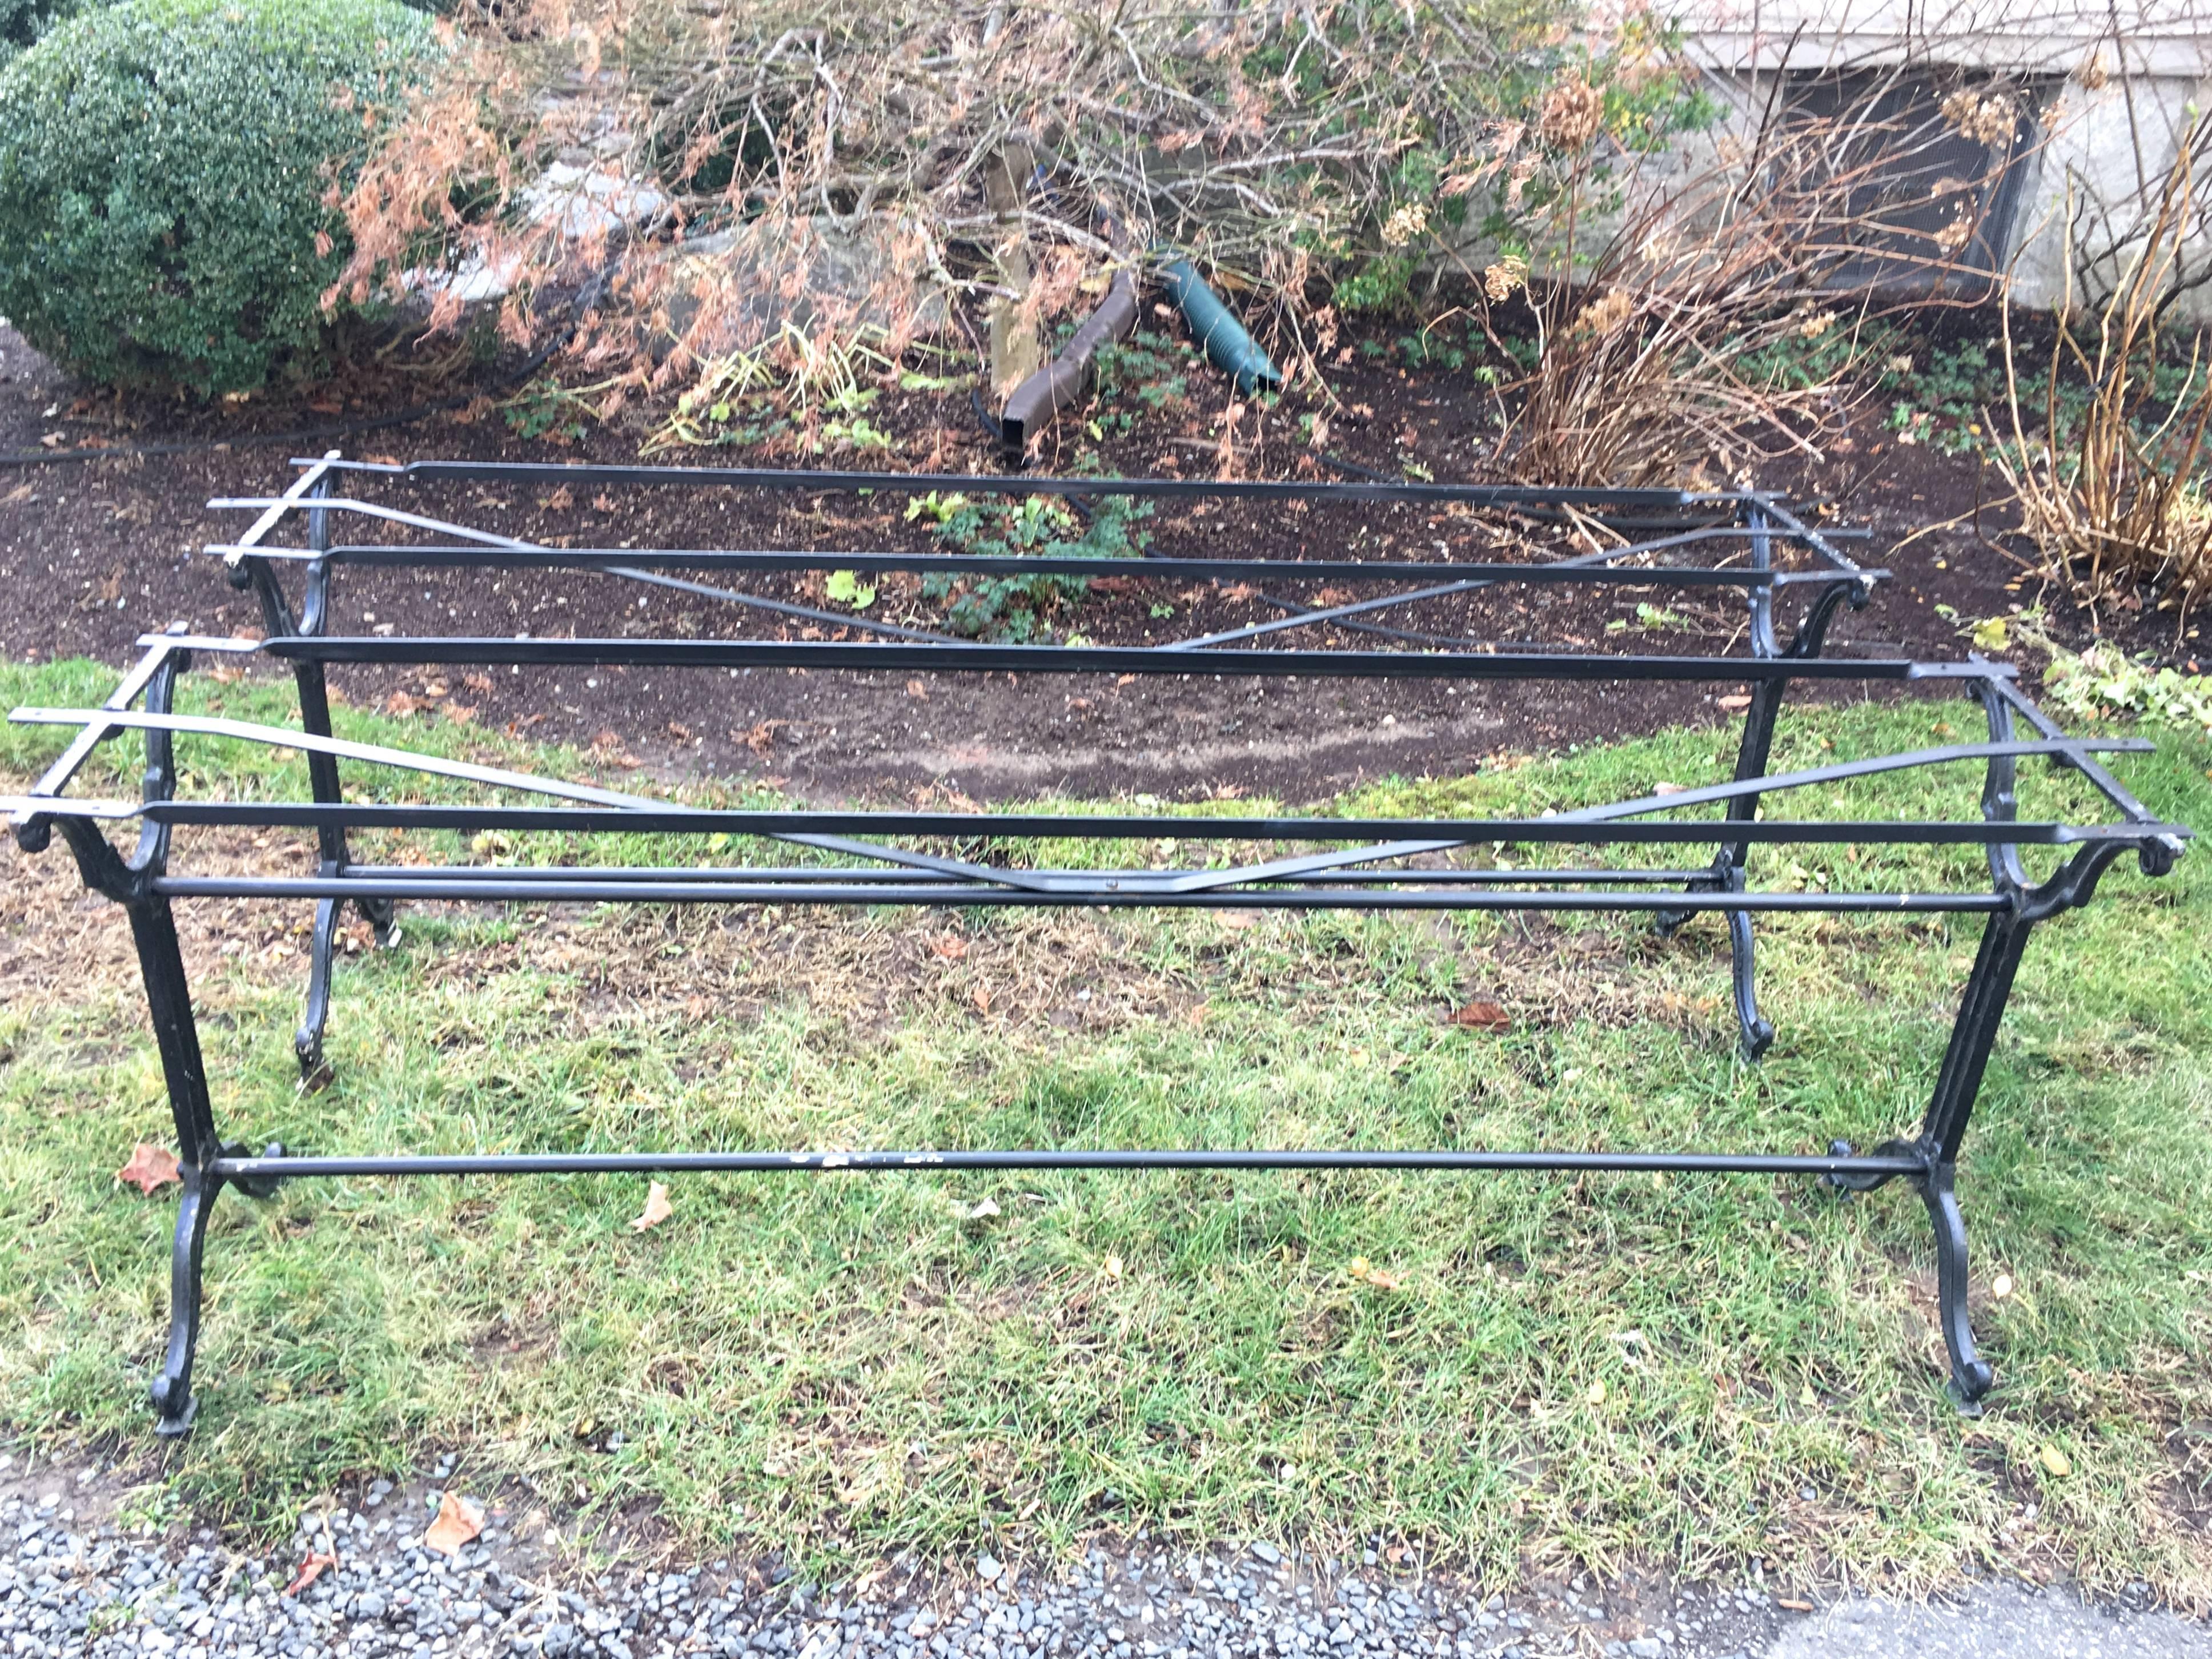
[6,453,2188,1436]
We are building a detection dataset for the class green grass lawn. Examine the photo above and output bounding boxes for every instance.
[0,659,2206,1598]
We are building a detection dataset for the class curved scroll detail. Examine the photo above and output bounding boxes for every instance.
[151,1163,218,1436]
[1924,1162,1996,1410]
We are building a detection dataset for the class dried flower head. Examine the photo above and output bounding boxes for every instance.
[1381,202,1430,247]
[1539,76,1604,150]
[1483,255,1529,302]
[1941,87,2017,148]
[2073,50,2110,92]
[1572,288,1634,336]
[1798,311,1837,340]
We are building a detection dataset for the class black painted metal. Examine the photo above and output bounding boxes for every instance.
[228,457,395,1078]
[6,454,2190,1435]
[211,1148,1931,1180]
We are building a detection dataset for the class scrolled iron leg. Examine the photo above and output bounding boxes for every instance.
[359,894,397,947]
[1727,907,1774,1059]
[296,895,343,1084]
[149,1145,286,1436]
[151,1162,220,1437]
[1923,1160,1994,1412]
[297,882,396,1085]
[1824,1139,1993,1409]
[1656,862,1770,1058]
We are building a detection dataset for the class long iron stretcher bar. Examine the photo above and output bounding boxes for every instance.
[5,453,2187,1439]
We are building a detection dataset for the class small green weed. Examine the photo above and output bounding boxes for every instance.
[1087,332,1192,437]
[500,377,595,445]
[1865,340,2010,456]
[905,492,1154,640]
[824,571,877,610]
[1605,602,1691,636]
[2044,641,2212,734]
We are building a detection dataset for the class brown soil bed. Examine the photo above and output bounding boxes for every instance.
[0,304,2181,804]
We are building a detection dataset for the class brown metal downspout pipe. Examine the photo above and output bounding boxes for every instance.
[997,263,1140,466]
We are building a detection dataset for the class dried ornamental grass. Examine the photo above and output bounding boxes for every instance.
[1486,61,2037,487]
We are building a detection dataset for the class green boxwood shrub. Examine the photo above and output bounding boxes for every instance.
[0,0,435,392]
[0,0,104,66]
[2,0,74,65]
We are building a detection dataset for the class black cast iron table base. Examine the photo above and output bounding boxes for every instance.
[6,455,2186,1435]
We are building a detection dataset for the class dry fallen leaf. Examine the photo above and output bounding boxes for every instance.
[1453,1000,1512,1033]
[929,934,970,961]
[421,1492,484,1557]
[906,679,930,700]
[1347,1258,1403,1291]
[629,1181,673,1232]
[115,1143,180,1195]
[540,486,574,512]
[2037,1444,2072,1479]
[1775,1598,1814,1613]
[1716,693,1753,712]
[284,1552,336,1596]
[1652,781,1687,796]
[383,692,422,718]
[1102,1254,1125,1279]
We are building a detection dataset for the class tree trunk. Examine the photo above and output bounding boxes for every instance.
[982,140,1042,396]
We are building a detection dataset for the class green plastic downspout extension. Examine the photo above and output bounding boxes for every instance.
[1158,258,1283,397]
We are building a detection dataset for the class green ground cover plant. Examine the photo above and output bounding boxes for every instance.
[904,492,1154,640]
[0,662,2205,1597]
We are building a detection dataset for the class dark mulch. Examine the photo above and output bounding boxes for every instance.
[0,306,2176,804]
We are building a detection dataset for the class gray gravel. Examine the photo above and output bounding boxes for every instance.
[1,1449,2202,1659]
